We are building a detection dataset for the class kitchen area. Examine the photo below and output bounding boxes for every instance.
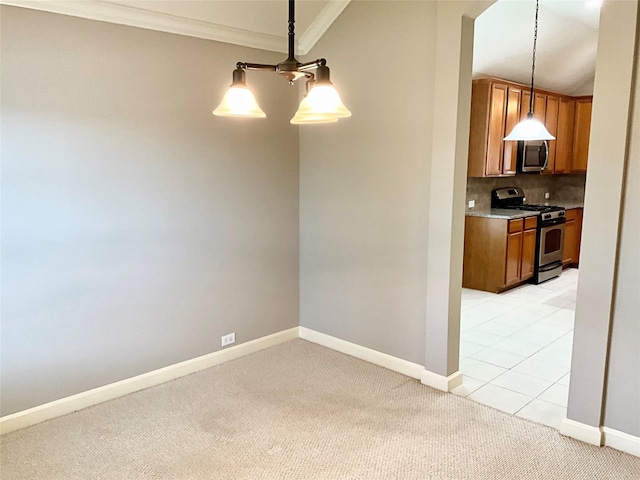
[452,0,595,428]
[454,79,589,428]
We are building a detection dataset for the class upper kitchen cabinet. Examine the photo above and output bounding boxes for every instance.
[542,94,559,174]
[552,97,576,174]
[467,77,592,177]
[571,97,593,172]
[521,91,547,123]
[468,79,521,177]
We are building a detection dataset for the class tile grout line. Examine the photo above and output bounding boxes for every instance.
[459,270,577,425]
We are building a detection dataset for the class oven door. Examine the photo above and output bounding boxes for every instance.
[539,222,565,266]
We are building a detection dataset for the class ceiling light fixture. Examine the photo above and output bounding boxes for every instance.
[504,0,555,141]
[212,0,351,125]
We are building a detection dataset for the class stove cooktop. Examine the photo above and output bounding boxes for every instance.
[491,188,566,223]
[503,204,565,213]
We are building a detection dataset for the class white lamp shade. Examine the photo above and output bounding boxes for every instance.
[290,113,338,125]
[212,86,266,118]
[290,85,351,124]
[504,118,555,141]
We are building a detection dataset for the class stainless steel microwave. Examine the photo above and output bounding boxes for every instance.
[517,140,548,172]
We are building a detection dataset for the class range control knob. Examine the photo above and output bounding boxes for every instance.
[559,211,565,216]
[543,213,551,220]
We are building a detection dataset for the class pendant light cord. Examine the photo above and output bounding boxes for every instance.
[528,0,539,116]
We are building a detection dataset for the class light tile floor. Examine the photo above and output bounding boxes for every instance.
[454,268,578,430]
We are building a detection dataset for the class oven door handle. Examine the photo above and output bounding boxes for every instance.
[540,217,566,227]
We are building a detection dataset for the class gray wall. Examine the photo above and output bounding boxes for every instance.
[565,0,639,438]
[1,6,299,416]
[299,1,436,365]
[604,27,640,436]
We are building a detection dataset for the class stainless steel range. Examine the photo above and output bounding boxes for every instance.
[492,187,566,284]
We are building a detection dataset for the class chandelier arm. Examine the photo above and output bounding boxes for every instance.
[303,74,316,93]
[297,58,327,72]
[237,62,278,72]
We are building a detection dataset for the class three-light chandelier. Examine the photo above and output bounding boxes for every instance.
[212,0,351,124]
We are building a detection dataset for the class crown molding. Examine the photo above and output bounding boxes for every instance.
[0,0,290,54]
[1,0,351,55]
[298,0,350,55]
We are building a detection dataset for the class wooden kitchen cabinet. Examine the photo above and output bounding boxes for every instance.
[506,221,524,286]
[543,94,559,174]
[571,97,593,172]
[503,86,522,174]
[553,97,576,174]
[563,208,583,267]
[520,91,547,121]
[521,226,537,279]
[468,77,592,177]
[463,215,538,293]
[468,80,521,177]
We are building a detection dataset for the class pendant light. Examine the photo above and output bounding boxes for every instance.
[504,0,555,141]
[212,68,266,118]
[212,0,351,124]
[291,65,351,124]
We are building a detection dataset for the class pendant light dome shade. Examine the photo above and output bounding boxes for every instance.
[290,88,349,124]
[504,115,555,141]
[290,113,339,125]
[290,66,351,124]
[213,68,266,118]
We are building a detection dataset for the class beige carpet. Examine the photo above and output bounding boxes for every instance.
[1,339,639,479]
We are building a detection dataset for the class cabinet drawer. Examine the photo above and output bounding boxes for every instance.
[566,208,580,221]
[524,216,538,230]
[508,219,524,233]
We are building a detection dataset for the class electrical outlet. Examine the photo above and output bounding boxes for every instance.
[545,192,550,199]
[468,200,475,208]
[221,332,235,347]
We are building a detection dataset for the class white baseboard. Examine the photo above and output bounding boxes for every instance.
[603,427,640,457]
[298,327,425,380]
[420,369,463,392]
[560,418,603,446]
[0,327,298,435]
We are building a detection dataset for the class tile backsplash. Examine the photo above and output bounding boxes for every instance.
[466,173,586,210]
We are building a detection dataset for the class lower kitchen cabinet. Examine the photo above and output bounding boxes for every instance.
[563,208,583,267]
[463,215,538,293]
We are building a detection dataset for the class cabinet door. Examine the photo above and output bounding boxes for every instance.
[520,91,546,121]
[563,218,577,265]
[574,209,583,265]
[521,91,531,119]
[485,84,508,176]
[572,97,592,172]
[563,208,583,266]
[544,95,559,174]
[520,228,537,280]
[533,93,547,123]
[555,97,575,173]
[506,231,523,286]
[503,87,522,174]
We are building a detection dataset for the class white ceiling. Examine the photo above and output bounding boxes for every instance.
[1,0,350,55]
[473,0,601,95]
[3,0,599,95]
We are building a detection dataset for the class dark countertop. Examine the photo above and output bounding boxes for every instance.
[465,208,540,220]
[559,202,584,210]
